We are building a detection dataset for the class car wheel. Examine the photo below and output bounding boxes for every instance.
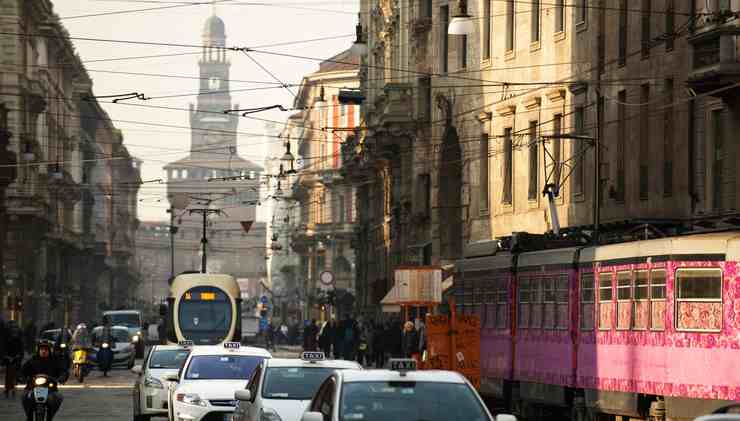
[133,414,150,421]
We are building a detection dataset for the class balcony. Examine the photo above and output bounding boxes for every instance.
[688,18,740,96]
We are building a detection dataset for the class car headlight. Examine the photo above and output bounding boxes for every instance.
[60,343,67,349]
[132,335,140,343]
[176,393,208,407]
[101,343,109,349]
[144,376,164,389]
[34,377,47,386]
[260,407,283,421]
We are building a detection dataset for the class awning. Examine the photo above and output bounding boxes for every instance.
[380,266,446,311]
[380,283,401,313]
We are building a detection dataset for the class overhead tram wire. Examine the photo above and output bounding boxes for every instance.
[59,0,236,20]
[240,51,297,98]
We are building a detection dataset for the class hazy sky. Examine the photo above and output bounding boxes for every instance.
[53,0,358,221]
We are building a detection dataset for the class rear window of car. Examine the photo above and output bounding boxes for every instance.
[262,367,337,400]
[185,355,265,380]
[149,349,190,369]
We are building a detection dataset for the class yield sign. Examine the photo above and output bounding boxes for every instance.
[240,221,253,234]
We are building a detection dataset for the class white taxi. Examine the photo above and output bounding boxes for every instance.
[166,342,272,421]
[232,352,362,421]
[300,359,508,421]
[132,344,191,420]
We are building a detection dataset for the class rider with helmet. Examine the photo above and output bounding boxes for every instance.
[21,340,65,421]
[93,316,114,376]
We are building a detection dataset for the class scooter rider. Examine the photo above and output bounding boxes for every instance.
[94,316,114,376]
[21,340,64,421]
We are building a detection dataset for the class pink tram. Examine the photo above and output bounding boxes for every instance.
[456,232,740,420]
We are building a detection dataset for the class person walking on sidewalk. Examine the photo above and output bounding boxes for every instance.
[4,321,24,398]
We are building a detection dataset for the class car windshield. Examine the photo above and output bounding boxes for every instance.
[184,355,264,380]
[339,381,489,421]
[262,367,337,400]
[106,313,141,328]
[93,328,130,343]
[149,349,190,369]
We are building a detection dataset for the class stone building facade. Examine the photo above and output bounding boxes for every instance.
[347,0,740,315]
[0,0,141,326]
[288,49,361,320]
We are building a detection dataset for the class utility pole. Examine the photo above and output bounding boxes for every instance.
[167,206,178,278]
[189,208,221,273]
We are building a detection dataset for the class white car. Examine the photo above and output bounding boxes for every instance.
[300,359,504,421]
[166,342,272,421]
[232,352,362,421]
[90,325,136,369]
[132,345,191,421]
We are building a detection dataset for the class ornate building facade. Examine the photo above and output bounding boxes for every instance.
[0,0,141,326]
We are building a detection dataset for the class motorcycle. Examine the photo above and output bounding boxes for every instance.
[72,348,92,383]
[97,342,113,377]
[29,374,59,421]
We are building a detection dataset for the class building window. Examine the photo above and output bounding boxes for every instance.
[480,134,490,213]
[528,121,538,200]
[618,0,627,65]
[576,0,587,24]
[419,77,432,121]
[574,107,585,195]
[421,0,432,18]
[665,0,675,51]
[417,173,431,218]
[337,194,345,223]
[553,114,562,186]
[711,109,725,211]
[505,0,515,52]
[580,273,594,330]
[617,90,626,202]
[664,79,674,197]
[554,0,565,32]
[503,127,513,204]
[641,0,652,58]
[459,35,467,69]
[531,0,540,43]
[598,272,613,330]
[483,0,491,59]
[440,5,449,73]
[639,84,649,200]
[676,268,723,332]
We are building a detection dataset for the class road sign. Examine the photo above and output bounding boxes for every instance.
[319,271,335,286]
[260,295,269,304]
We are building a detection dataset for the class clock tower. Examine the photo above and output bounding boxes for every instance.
[189,13,239,159]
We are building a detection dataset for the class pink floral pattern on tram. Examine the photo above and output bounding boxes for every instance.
[599,302,613,329]
[677,302,722,331]
[651,300,666,330]
[617,302,631,330]
[633,301,649,330]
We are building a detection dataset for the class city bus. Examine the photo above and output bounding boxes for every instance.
[165,272,242,345]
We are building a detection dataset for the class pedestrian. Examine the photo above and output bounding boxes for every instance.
[386,319,403,358]
[401,321,419,359]
[341,315,359,361]
[4,321,24,398]
[307,319,320,351]
[0,317,7,362]
[318,319,335,357]
[265,323,276,351]
[23,321,36,355]
[372,322,385,368]
[280,323,288,345]
[356,323,369,366]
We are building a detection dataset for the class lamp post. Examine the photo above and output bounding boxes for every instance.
[448,0,474,35]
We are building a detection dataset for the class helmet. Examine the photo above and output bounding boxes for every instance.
[102,315,110,325]
[76,323,87,330]
[37,339,54,354]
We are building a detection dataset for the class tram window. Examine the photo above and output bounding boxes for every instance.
[495,278,508,329]
[650,269,666,331]
[599,273,613,301]
[616,271,632,330]
[543,278,556,329]
[677,269,722,299]
[676,268,723,332]
[580,273,595,330]
[531,279,543,328]
[598,273,614,330]
[617,272,632,300]
[635,271,649,299]
[518,278,531,328]
[485,291,496,328]
[555,275,569,330]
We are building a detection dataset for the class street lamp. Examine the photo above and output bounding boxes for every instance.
[50,162,63,180]
[350,13,367,55]
[281,142,296,175]
[448,0,475,35]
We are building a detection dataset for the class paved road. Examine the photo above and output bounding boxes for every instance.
[0,347,300,420]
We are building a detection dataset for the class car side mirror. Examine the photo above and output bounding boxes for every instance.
[301,412,324,421]
[164,373,179,383]
[234,390,251,402]
[131,365,142,374]
[496,414,517,421]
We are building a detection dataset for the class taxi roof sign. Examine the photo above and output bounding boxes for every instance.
[301,351,325,362]
[178,340,194,348]
[223,342,241,350]
[389,358,416,376]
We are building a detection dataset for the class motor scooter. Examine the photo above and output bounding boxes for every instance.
[28,374,60,421]
[97,341,113,377]
[72,347,92,383]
